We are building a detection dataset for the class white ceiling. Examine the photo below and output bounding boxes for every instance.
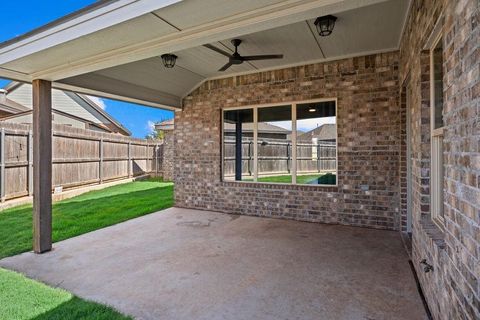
[59,0,408,108]
[2,14,179,75]
[0,0,410,109]
[153,0,286,30]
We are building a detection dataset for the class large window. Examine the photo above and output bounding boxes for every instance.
[222,99,337,185]
[430,34,445,227]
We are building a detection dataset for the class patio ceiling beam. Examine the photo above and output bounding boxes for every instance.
[27,0,390,81]
[32,79,53,254]
[0,67,31,83]
[56,73,182,110]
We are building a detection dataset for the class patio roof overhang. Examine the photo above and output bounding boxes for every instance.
[0,0,410,110]
[0,0,411,254]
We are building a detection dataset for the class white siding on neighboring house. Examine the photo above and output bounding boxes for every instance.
[7,84,101,123]
[6,113,84,129]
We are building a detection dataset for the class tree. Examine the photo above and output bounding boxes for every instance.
[145,117,171,140]
[145,129,165,140]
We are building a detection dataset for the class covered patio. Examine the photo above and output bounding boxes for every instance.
[0,0,478,319]
[0,0,410,252]
[0,207,427,320]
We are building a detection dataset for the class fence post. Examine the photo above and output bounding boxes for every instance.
[0,128,5,202]
[247,141,252,176]
[28,130,33,196]
[317,144,320,172]
[155,144,159,175]
[286,142,290,173]
[99,138,103,184]
[128,142,132,178]
[146,142,149,173]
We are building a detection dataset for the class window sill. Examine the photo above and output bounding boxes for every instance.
[221,180,339,192]
[419,215,446,250]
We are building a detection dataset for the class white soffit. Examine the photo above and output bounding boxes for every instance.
[0,0,392,82]
[309,0,409,58]
[59,73,182,108]
[0,0,408,109]
[0,0,182,63]
[4,15,180,75]
[57,0,407,107]
[153,0,286,30]
[215,21,323,70]
[174,45,256,77]
[94,56,205,97]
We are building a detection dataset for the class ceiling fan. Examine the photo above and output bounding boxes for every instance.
[204,39,283,72]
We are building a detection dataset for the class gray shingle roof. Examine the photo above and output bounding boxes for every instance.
[297,124,336,141]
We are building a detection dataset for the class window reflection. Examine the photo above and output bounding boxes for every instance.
[296,102,336,185]
[257,105,292,183]
[223,109,254,181]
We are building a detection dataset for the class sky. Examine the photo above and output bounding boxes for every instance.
[0,1,173,138]
[270,117,336,133]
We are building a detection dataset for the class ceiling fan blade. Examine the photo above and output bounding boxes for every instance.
[203,44,232,57]
[242,54,284,61]
[218,62,233,71]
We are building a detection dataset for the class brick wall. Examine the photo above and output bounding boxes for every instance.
[175,51,403,230]
[161,129,174,181]
[399,0,479,319]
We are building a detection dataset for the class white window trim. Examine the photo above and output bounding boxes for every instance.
[429,31,445,228]
[221,97,338,187]
[430,31,445,135]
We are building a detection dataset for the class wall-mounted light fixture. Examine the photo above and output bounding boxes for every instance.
[314,15,337,37]
[161,54,177,68]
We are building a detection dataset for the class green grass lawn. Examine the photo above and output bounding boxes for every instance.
[245,173,336,184]
[0,178,174,259]
[0,268,132,320]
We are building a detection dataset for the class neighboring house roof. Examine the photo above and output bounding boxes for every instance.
[224,122,290,135]
[155,118,174,131]
[298,124,336,141]
[76,94,131,136]
[0,88,29,114]
[1,82,130,136]
[156,118,290,135]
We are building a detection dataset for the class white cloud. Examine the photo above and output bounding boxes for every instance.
[297,117,335,132]
[268,120,292,131]
[267,116,335,132]
[147,120,156,133]
[86,95,107,110]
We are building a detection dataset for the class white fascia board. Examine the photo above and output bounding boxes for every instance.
[0,67,31,83]
[54,82,180,111]
[31,0,390,81]
[0,0,182,64]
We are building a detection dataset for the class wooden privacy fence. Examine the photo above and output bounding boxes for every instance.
[0,122,163,202]
[224,138,336,177]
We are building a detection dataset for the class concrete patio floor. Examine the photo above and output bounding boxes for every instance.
[0,208,427,320]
